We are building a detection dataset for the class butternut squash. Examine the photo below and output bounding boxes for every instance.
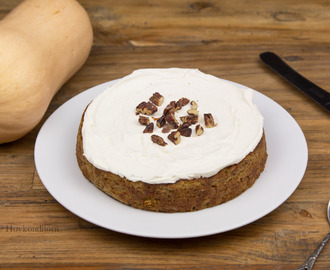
[0,0,93,144]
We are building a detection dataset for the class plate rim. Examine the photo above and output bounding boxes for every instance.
[34,78,308,239]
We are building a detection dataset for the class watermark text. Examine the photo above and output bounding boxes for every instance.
[0,224,59,233]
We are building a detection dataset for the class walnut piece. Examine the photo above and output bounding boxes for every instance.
[151,134,167,146]
[175,97,190,111]
[156,114,166,128]
[190,100,198,110]
[178,122,191,131]
[179,128,192,137]
[180,115,198,124]
[162,123,172,133]
[163,101,176,115]
[177,123,192,137]
[195,124,204,136]
[165,109,179,129]
[149,92,164,106]
[136,101,158,115]
[187,109,199,116]
[138,115,150,126]
[168,131,181,145]
[143,122,154,133]
[204,113,217,128]
[180,97,190,106]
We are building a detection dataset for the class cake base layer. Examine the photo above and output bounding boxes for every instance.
[76,112,267,213]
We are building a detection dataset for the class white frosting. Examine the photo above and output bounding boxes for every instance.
[82,68,264,184]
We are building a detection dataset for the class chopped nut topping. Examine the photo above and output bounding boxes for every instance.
[156,114,166,128]
[179,128,192,137]
[168,131,181,145]
[165,109,179,129]
[136,93,216,146]
[187,109,199,116]
[190,100,198,110]
[138,115,150,126]
[136,101,147,113]
[136,101,158,115]
[149,92,164,106]
[174,102,182,111]
[175,97,190,111]
[195,124,204,136]
[178,122,191,131]
[180,114,198,124]
[162,123,172,133]
[143,122,154,133]
[163,101,176,115]
[180,97,190,106]
[151,134,167,146]
[204,113,217,128]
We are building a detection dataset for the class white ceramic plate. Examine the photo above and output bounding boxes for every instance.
[35,79,308,239]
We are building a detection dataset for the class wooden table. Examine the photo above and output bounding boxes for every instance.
[1,0,329,269]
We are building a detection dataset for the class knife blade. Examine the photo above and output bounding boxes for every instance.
[260,51,330,113]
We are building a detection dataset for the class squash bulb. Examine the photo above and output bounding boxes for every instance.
[0,0,93,143]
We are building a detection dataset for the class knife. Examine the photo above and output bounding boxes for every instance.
[260,51,330,113]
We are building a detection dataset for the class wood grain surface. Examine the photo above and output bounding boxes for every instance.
[0,0,329,269]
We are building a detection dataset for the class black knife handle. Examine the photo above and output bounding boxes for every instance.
[260,52,330,112]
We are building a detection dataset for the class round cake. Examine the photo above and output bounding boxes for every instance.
[76,68,267,212]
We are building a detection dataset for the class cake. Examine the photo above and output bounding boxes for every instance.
[76,68,267,212]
